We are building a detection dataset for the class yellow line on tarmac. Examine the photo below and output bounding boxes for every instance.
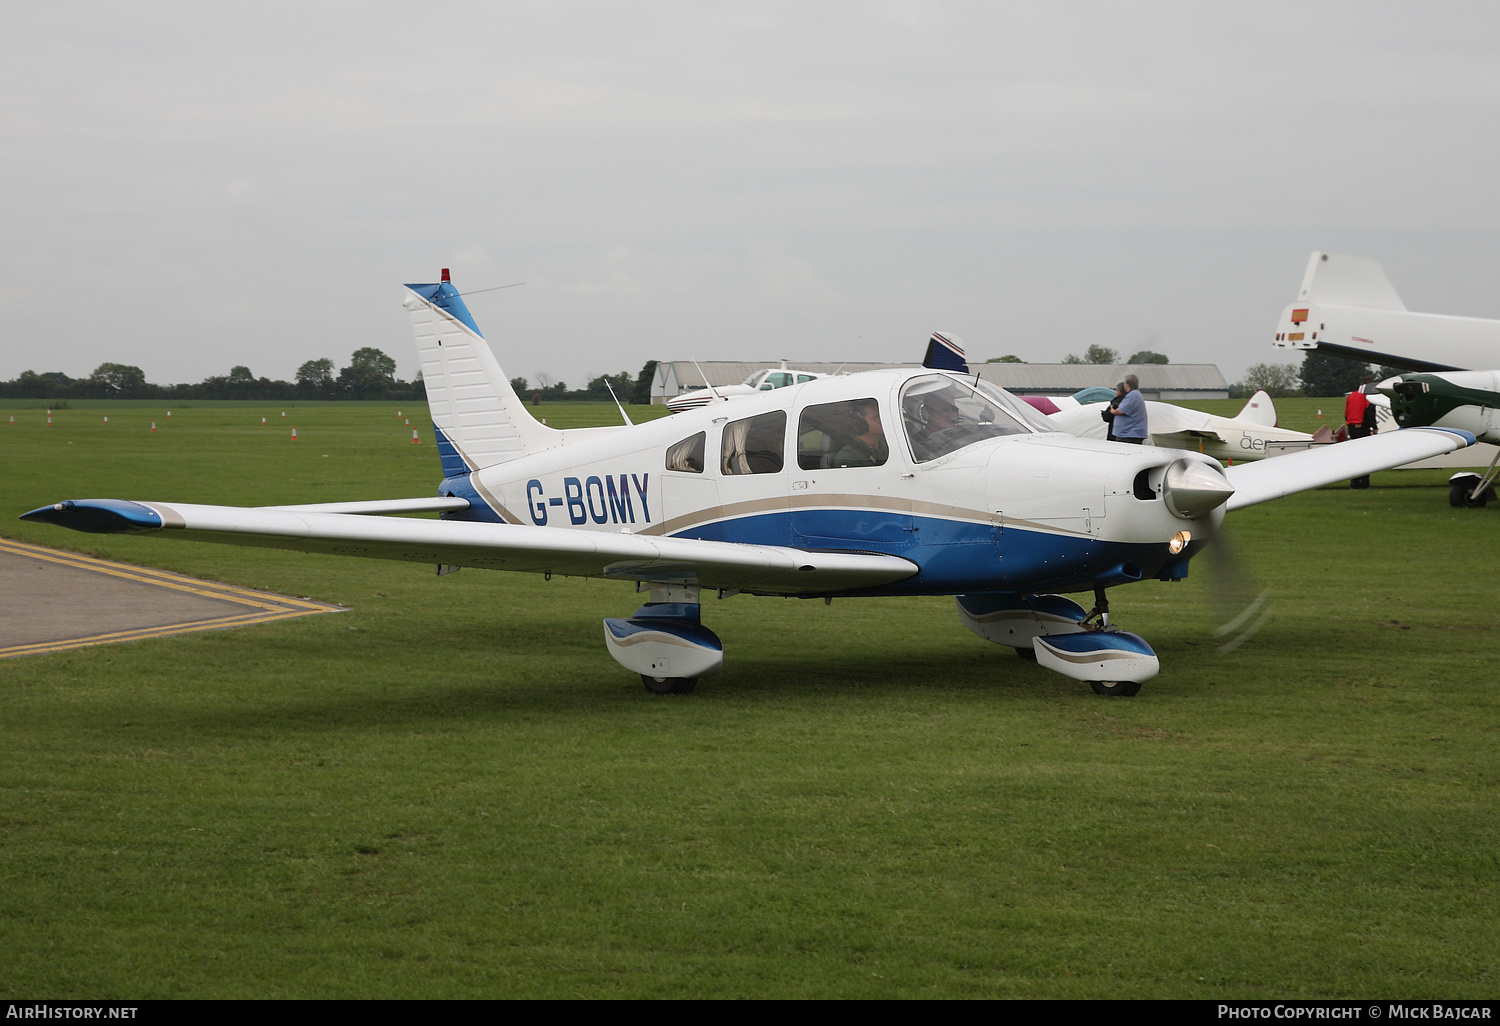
[0,538,345,659]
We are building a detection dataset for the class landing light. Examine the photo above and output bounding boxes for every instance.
[1169,531,1191,555]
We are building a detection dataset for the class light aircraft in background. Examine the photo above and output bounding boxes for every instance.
[1381,370,1500,506]
[666,364,827,412]
[1024,390,1336,463]
[22,272,1476,697]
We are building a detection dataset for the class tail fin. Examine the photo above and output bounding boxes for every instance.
[1235,390,1278,427]
[1295,251,1406,311]
[403,270,561,474]
[923,332,969,373]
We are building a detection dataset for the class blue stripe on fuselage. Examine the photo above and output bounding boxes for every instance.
[672,509,1187,595]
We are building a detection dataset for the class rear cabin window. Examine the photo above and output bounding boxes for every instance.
[798,399,889,470]
[665,432,705,473]
[721,411,786,475]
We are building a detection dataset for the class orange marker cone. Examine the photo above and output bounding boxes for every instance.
[103,416,109,424]
[281,411,286,418]
[411,429,420,444]
[291,427,298,441]
[1317,409,1322,418]
[151,421,157,432]
[261,416,267,424]
[404,418,409,426]
[7,416,13,426]
[166,411,171,418]
[46,414,52,427]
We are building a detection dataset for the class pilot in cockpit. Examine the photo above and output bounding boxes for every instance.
[905,385,962,462]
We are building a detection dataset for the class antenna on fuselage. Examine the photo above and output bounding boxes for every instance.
[692,360,726,404]
[453,281,528,297]
[603,378,634,426]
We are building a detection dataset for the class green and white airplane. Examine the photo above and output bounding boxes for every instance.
[1381,371,1500,506]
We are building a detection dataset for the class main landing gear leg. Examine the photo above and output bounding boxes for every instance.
[1454,448,1500,507]
[1081,586,1110,630]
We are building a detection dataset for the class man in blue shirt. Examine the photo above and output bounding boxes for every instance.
[1109,374,1147,444]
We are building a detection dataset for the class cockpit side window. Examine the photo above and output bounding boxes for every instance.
[901,374,1029,463]
[665,432,705,473]
[721,410,786,475]
[798,399,889,470]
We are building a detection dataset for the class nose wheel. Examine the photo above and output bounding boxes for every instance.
[642,675,697,695]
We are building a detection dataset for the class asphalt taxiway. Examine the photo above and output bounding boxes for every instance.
[0,538,343,658]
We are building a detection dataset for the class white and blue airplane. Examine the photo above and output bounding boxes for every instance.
[22,271,1478,696]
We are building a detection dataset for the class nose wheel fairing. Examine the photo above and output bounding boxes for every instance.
[1032,630,1159,684]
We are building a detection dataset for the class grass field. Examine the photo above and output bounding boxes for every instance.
[1,398,1496,998]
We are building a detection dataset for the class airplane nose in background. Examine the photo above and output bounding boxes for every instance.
[1162,459,1235,520]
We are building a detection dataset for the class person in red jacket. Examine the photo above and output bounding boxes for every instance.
[1345,375,1378,489]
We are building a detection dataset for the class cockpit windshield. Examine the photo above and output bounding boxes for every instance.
[900,374,1033,463]
[969,377,1060,433]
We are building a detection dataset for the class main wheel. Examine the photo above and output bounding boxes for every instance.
[1089,680,1141,697]
[641,675,697,695]
[1450,482,1469,507]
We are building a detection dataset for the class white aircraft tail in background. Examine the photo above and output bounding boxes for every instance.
[1270,251,1500,371]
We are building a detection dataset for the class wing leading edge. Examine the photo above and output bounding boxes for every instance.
[1223,427,1475,510]
[20,499,917,595]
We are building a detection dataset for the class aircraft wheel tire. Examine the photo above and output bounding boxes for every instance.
[1089,680,1141,697]
[1015,647,1037,661]
[1449,483,1469,508]
[1467,490,1490,509]
[642,675,697,695]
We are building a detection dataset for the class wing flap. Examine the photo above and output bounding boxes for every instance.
[261,497,472,516]
[21,499,918,594]
[1224,428,1475,510]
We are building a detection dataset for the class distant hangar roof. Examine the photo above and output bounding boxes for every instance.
[652,361,1228,401]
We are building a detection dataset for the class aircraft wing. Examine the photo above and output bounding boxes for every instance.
[20,499,918,595]
[1152,428,1228,447]
[1223,428,1475,511]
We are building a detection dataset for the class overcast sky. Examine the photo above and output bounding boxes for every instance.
[3,2,1498,390]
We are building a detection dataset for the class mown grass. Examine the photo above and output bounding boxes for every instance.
[1,399,1496,998]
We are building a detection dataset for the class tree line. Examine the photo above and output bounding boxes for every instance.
[1235,351,1405,399]
[0,348,423,402]
[0,353,661,404]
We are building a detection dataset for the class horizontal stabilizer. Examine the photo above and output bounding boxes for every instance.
[1224,428,1474,510]
[20,499,919,595]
